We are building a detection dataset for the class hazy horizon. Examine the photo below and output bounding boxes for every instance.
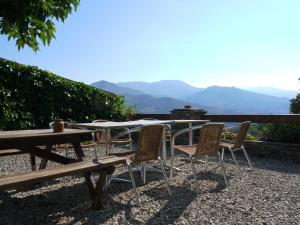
[1,0,300,91]
[96,79,299,91]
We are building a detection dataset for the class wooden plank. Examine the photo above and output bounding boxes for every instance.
[0,156,125,190]
[202,114,300,123]
[0,129,93,150]
[0,149,24,157]
[134,113,300,124]
[0,129,92,139]
[20,146,77,165]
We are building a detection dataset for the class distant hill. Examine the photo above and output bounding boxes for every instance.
[91,80,145,96]
[91,81,228,114]
[186,86,290,114]
[245,87,298,99]
[91,80,290,114]
[117,80,202,99]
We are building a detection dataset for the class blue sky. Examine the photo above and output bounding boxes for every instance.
[1,0,300,90]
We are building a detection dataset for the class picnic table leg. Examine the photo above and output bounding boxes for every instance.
[72,142,100,208]
[92,166,114,210]
[30,153,36,171]
[72,142,85,159]
[83,171,96,198]
[72,141,115,210]
[39,145,53,170]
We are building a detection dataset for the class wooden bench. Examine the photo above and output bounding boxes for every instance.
[0,149,24,157]
[0,156,126,210]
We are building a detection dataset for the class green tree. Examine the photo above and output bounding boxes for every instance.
[290,78,300,113]
[0,0,80,51]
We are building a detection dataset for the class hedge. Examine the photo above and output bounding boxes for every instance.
[0,58,126,130]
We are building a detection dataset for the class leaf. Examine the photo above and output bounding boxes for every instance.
[0,0,81,51]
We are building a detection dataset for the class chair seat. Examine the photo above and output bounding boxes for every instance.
[98,139,132,145]
[174,144,197,155]
[219,140,235,149]
[109,150,136,162]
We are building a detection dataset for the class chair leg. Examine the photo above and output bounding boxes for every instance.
[204,155,208,171]
[126,161,141,206]
[190,155,199,193]
[103,175,110,190]
[230,149,240,168]
[217,152,228,186]
[141,163,147,184]
[242,146,253,169]
[93,145,98,161]
[221,148,225,161]
[169,147,175,182]
[158,157,172,196]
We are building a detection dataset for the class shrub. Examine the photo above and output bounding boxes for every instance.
[256,80,300,144]
[0,58,126,130]
[259,123,300,143]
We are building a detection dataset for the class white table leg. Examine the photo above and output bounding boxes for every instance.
[162,133,167,164]
[189,122,193,145]
[105,128,111,156]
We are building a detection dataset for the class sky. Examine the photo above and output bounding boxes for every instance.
[1,0,300,90]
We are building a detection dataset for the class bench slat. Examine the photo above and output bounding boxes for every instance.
[0,156,125,190]
[0,149,24,157]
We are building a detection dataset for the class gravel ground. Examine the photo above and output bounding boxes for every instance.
[0,148,299,225]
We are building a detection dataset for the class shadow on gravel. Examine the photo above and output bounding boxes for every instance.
[0,171,169,225]
[107,168,166,194]
[249,157,300,174]
[186,170,230,193]
[0,182,90,225]
[223,151,300,174]
[143,186,197,225]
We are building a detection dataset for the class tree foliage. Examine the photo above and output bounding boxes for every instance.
[290,78,300,113]
[0,0,80,51]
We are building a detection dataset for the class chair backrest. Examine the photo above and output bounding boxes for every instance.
[233,121,251,148]
[93,119,109,143]
[133,125,165,164]
[196,124,224,156]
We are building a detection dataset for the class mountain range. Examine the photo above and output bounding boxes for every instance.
[244,87,298,99]
[91,80,295,114]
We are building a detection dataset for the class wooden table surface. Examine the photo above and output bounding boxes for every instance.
[0,128,92,140]
[0,129,92,150]
[0,128,93,169]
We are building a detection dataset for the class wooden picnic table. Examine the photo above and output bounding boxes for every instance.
[0,128,126,209]
[0,129,93,170]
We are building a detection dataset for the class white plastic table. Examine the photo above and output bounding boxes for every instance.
[75,120,172,162]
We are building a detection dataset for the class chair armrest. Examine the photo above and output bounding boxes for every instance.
[222,123,240,140]
[169,125,203,157]
[171,125,203,147]
[172,125,203,139]
[224,123,241,132]
[108,127,140,146]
